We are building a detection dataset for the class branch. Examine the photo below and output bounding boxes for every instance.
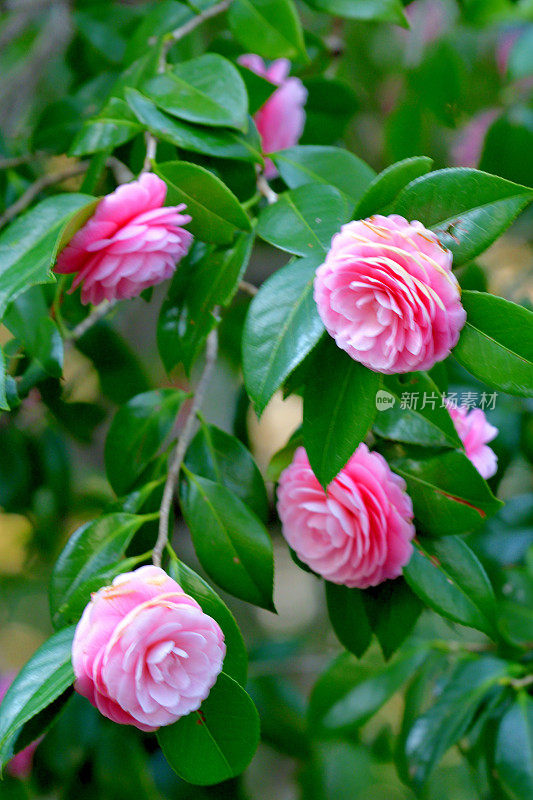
[257,173,278,205]
[0,152,45,171]
[239,280,258,297]
[0,162,89,230]
[68,299,116,340]
[152,319,219,567]
[163,0,231,55]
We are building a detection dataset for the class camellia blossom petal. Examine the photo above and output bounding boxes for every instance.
[277,444,415,589]
[447,404,498,479]
[55,173,192,305]
[72,565,225,731]
[0,673,41,778]
[238,55,307,179]
[314,214,466,374]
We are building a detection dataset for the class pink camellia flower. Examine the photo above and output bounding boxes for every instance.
[55,173,192,305]
[314,214,466,374]
[0,673,40,778]
[451,109,499,168]
[72,565,225,731]
[277,444,415,588]
[238,54,307,179]
[447,404,498,479]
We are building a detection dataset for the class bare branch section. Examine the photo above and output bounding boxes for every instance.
[152,319,220,568]
[69,300,117,340]
[257,174,278,205]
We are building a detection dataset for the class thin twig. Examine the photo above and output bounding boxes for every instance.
[142,130,158,175]
[69,300,116,340]
[239,280,258,297]
[162,0,231,58]
[0,152,45,171]
[107,156,134,184]
[153,319,219,567]
[257,173,278,205]
[0,162,89,229]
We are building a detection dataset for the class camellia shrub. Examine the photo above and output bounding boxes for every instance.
[0,0,532,798]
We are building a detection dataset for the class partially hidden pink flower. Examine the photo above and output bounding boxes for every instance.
[447,404,498,479]
[277,444,415,589]
[55,173,192,305]
[238,55,307,179]
[451,109,499,168]
[314,214,466,374]
[72,565,225,731]
[0,673,41,778]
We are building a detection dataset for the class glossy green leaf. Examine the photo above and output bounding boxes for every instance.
[388,447,502,535]
[50,513,154,628]
[325,582,373,658]
[363,578,424,660]
[301,77,357,146]
[393,168,533,266]
[0,194,97,318]
[105,389,189,495]
[154,161,251,245]
[4,286,63,377]
[257,184,348,256]
[158,673,260,785]
[158,234,253,374]
[126,89,262,163]
[185,422,268,522]
[144,54,248,131]
[272,146,375,205]
[309,649,427,735]
[0,348,7,411]
[404,537,497,636]
[373,373,462,448]
[70,98,142,156]
[243,254,324,414]
[0,627,75,772]
[303,338,381,488]
[406,656,510,787]
[168,558,248,687]
[355,156,433,218]
[453,291,533,397]
[236,62,277,115]
[495,693,533,800]
[179,470,274,610]
[228,0,306,60]
[304,0,407,24]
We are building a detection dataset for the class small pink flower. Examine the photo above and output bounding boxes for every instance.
[72,565,225,731]
[448,404,498,479]
[277,444,415,589]
[55,173,192,305]
[314,214,466,374]
[0,673,40,778]
[238,55,307,179]
[451,109,499,168]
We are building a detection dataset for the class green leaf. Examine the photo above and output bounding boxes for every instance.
[168,558,248,687]
[404,537,497,636]
[185,422,268,522]
[392,168,533,266]
[144,54,248,131]
[228,0,306,60]
[236,62,277,115]
[303,338,381,488]
[0,194,97,318]
[158,234,253,374]
[309,649,427,735]
[355,156,433,218]
[495,693,533,800]
[0,627,75,773]
[126,89,262,164]
[154,161,251,245]
[508,27,533,82]
[70,98,142,156]
[301,78,357,146]
[4,286,63,377]
[387,447,502,536]
[158,673,260,785]
[325,582,373,658]
[405,656,510,787]
[0,348,8,411]
[373,373,462,448]
[242,254,324,415]
[304,0,407,25]
[179,470,274,610]
[453,291,533,397]
[257,184,348,256]
[50,512,153,628]
[272,146,375,206]
[105,389,189,495]
[363,578,424,660]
